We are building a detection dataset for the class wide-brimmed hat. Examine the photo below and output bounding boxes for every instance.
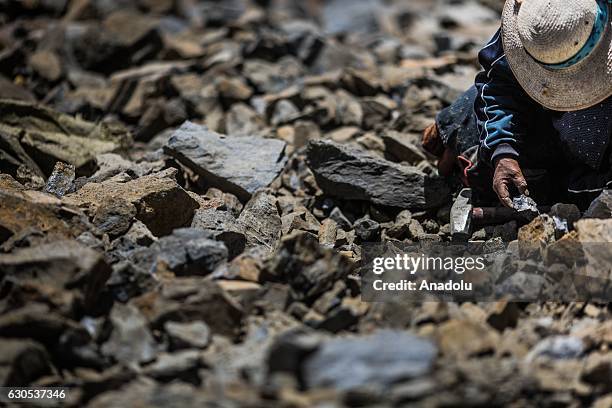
[502,0,612,111]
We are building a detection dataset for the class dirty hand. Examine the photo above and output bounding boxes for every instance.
[493,157,529,208]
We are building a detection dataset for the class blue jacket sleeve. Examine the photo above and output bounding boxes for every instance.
[474,29,541,164]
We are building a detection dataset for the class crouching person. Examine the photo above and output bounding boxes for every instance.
[423,0,612,210]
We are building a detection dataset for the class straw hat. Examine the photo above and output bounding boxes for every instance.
[502,0,612,111]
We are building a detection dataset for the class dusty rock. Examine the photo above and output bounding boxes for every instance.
[303,330,436,390]
[143,350,202,384]
[307,140,450,210]
[101,303,157,365]
[191,208,246,259]
[43,162,75,197]
[525,336,584,362]
[0,339,53,387]
[132,228,228,276]
[354,216,381,241]
[518,215,556,258]
[64,169,198,236]
[0,183,91,242]
[436,319,499,358]
[0,240,111,312]
[382,131,427,164]
[165,321,211,350]
[584,190,612,219]
[318,218,338,248]
[329,207,352,230]
[0,99,130,176]
[29,50,62,81]
[93,198,137,238]
[237,192,282,251]
[164,122,287,201]
[133,279,243,337]
[263,232,354,302]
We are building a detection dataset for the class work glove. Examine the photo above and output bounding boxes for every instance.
[493,157,529,208]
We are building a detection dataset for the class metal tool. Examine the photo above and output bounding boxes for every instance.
[450,188,549,242]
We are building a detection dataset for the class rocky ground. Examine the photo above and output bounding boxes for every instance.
[1,0,612,407]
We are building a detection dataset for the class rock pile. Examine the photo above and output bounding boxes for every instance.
[1,0,612,407]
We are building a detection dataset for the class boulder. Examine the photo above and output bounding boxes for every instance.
[306,140,449,210]
[64,169,198,236]
[164,121,287,201]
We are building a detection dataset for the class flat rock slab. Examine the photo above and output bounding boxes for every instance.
[303,330,436,390]
[164,121,287,201]
[306,140,450,210]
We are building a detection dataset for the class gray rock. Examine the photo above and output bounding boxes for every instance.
[93,198,137,237]
[137,228,228,276]
[584,190,612,219]
[263,232,354,302]
[306,140,449,210]
[550,203,581,229]
[303,330,436,390]
[101,303,157,365]
[165,321,211,350]
[143,350,201,383]
[382,131,427,164]
[43,162,75,197]
[526,336,584,362]
[164,121,287,201]
[191,208,246,259]
[271,100,300,126]
[354,216,381,241]
[512,194,539,221]
[495,272,548,301]
[237,192,282,252]
[329,207,352,230]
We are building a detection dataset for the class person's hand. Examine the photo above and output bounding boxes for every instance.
[493,157,529,207]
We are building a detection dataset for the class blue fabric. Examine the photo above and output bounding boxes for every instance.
[473,29,612,170]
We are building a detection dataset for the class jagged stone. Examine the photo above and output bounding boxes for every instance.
[0,240,111,312]
[191,208,246,259]
[306,140,449,210]
[303,330,436,390]
[263,232,354,302]
[131,228,228,276]
[237,192,282,251]
[64,169,198,236]
[101,303,157,365]
[43,162,75,197]
[584,190,612,219]
[164,121,287,201]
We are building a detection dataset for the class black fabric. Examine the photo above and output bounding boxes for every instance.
[552,101,612,170]
[435,86,480,155]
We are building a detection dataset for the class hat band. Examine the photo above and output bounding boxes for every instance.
[534,0,610,70]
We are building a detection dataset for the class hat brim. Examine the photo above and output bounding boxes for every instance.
[502,0,612,111]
